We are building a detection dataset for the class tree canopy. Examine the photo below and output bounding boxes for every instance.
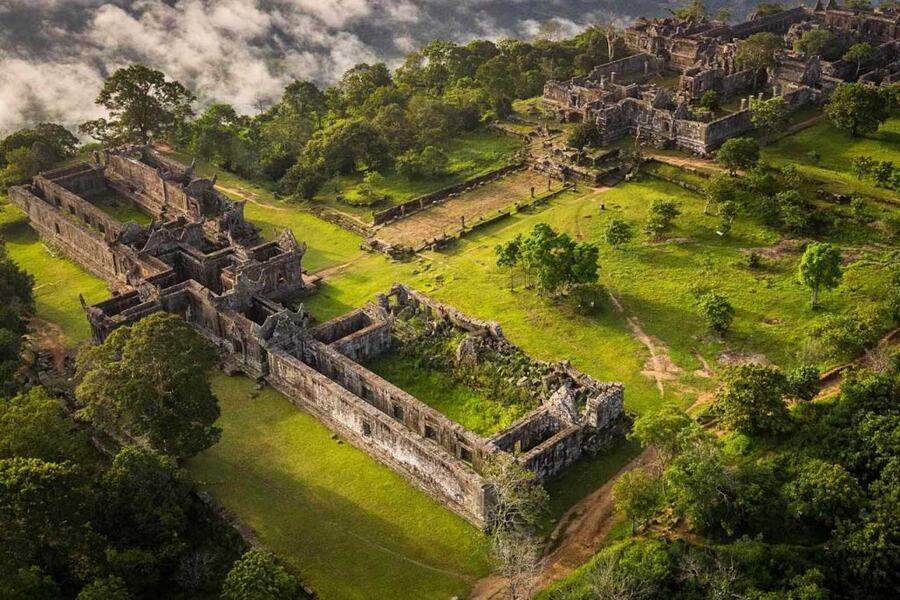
[76,313,221,459]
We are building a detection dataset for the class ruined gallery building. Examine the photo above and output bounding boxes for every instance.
[9,146,626,527]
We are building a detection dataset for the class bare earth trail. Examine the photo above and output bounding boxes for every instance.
[607,290,680,398]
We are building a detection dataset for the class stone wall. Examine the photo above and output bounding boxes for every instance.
[372,163,525,226]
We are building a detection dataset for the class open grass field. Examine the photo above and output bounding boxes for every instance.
[188,374,490,600]
[313,130,523,221]
[0,201,108,344]
[374,169,559,249]
[762,116,900,202]
[365,351,535,436]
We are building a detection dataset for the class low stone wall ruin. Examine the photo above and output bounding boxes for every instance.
[372,163,525,226]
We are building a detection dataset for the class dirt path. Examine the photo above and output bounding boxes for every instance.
[216,183,289,211]
[607,290,679,398]
[815,327,900,400]
[644,152,726,175]
[468,448,655,599]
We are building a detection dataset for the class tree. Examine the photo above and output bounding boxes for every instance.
[1,123,79,187]
[301,119,392,176]
[605,218,635,248]
[785,459,863,527]
[699,90,720,112]
[754,3,784,17]
[221,549,298,600]
[0,387,93,463]
[716,138,759,174]
[697,292,735,334]
[612,467,661,533]
[81,65,195,144]
[629,404,703,469]
[77,576,133,600]
[396,146,450,179]
[703,172,737,215]
[787,365,820,401]
[843,42,874,78]
[644,199,681,239]
[851,155,876,180]
[793,29,835,58]
[736,33,782,70]
[718,201,737,236]
[0,244,33,395]
[0,457,88,569]
[716,364,791,436]
[798,243,842,309]
[665,438,734,532]
[673,0,708,21]
[482,453,548,599]
[501,224,600,295]
[98,446,193,587]
[76,313,221,458]
[567,122,601,150]
[750,96,788,130]
[482,451,548,533]
[826,83,889,136]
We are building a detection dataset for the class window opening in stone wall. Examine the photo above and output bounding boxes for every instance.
[362,420,372,436]
[362,383,374,403]
[425,423,436,440]
[54,223,61,235]
[392,403,404,420]
[459,445,473,464]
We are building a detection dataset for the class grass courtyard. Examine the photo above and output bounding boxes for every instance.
[365,351,535,436]
[0,201,108,345]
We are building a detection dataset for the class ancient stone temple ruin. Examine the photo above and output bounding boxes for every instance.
[543,3,899,154]
[10,150,627,528]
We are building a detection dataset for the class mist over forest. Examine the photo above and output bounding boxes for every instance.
[0,0,762,133]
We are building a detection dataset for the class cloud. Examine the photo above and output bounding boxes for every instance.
[0,0,751,135]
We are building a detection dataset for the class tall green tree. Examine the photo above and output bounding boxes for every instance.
[716,364,791,436]
[798,242,842,308]
[80,65,195,144]
[716,138,759,174]
[0,123,79,187]
[76,313,220,459]
[221,549,298,600]
[826,82,889,136]
[99,446,192,586]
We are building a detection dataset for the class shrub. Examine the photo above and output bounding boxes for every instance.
[697,292,735,333]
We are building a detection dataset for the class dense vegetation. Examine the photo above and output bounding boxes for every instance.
[542,353,900,599]
[0,305,302,599]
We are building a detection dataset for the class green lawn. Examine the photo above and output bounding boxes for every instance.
[365,351,534,436]
[313,130,523,221]
[188,374,490,600]
[0,201,108,344]
[87,188,153,225]
[762,116,900,202]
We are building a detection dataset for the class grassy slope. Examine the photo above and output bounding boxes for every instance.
[188,374,490,600]
[762,116,900,202]
[313,130,523,221]
[0,202,108,344]
[365,351,534,437]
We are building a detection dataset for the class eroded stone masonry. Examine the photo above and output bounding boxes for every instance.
[544,3,899,154]
[10,147,626,528]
